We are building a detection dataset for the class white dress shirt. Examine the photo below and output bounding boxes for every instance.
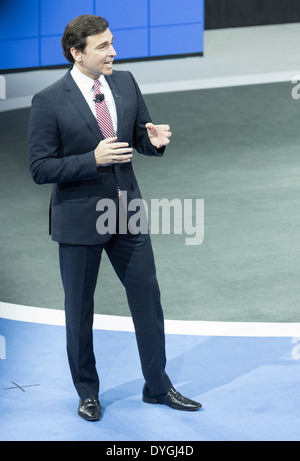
[70,64,118,135]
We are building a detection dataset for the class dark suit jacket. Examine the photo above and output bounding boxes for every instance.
[28,68,164,245]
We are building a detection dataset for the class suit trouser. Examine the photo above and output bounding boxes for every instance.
[58,231,172,399]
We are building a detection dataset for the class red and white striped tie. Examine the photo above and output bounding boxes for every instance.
[93,79,115,139]
[93,79,120,197]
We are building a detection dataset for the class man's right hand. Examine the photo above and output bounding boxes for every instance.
[94,137,133,166]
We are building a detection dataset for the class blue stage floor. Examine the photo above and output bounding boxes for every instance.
[1,313,300,441]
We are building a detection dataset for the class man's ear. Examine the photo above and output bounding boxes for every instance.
[70,47,82,63]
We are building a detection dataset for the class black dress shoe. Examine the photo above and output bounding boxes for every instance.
[142,384,202,411]
[78,396,101,421]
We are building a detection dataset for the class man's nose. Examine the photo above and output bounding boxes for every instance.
[109,45,117,57]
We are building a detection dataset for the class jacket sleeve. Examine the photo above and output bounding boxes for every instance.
[28,92,99,185]
[129,72,165,157]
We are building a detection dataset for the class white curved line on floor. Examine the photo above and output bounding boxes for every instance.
[140,71,300,94]
[1,301,300,337]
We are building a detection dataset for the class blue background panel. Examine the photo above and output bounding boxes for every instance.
[150,0,204,26]
[0,38,39,70]
[0,0,39,40]
[112,29,149,61]
[40,36,66,67]
[0,0,204,71]
[96,0,149,30]
[40,0,94,36]
[150,23,204,57]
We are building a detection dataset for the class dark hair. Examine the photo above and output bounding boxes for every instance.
[61,14,109,63]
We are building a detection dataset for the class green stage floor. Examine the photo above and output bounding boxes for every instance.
[1,81,300,322]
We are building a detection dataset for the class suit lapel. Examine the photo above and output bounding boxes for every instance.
[106,73,124,140]
[63,69,103,141]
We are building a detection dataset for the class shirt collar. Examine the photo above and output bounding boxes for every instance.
[71,64,108,93]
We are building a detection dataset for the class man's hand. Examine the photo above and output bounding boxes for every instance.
[94,137,133,166]
[146,123,172,149]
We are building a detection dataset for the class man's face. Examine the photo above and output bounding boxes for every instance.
[71,28,116,79]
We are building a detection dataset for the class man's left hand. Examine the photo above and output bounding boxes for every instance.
[146,123,172,149]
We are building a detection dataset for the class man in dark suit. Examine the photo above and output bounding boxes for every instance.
[28,14,201,421]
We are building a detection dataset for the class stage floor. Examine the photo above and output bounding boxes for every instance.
[1,312,300,441]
